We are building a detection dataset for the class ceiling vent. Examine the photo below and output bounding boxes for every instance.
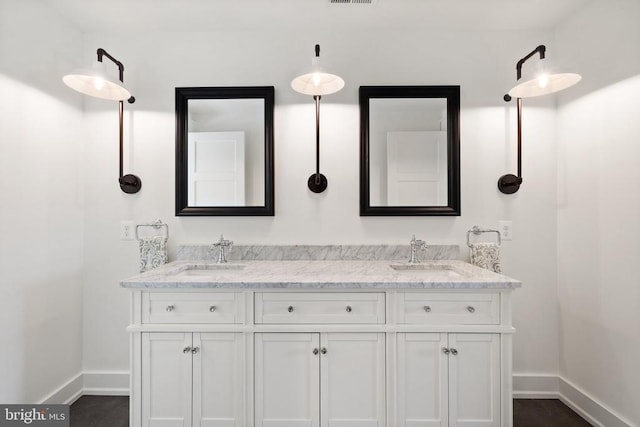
[328,0,378,5]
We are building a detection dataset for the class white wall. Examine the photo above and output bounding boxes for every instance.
[556,1,640,424]
[0,0,588,405]
[0,0,84,403]
[78,28,562,383]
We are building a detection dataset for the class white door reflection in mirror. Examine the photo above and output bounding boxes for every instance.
[387,131,447,206]
[188,132,245,206]
[369,97,449,207]
[186,96,265,208]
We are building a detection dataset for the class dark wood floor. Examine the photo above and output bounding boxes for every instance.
[514,399,592,427]
[70,396,592,426]
[70,395,129,427]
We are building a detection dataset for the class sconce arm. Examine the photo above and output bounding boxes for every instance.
[96,48,135,104]
[307,94,327,192]
[516,45,546,80]
[497,97,523,194]
[117,99,142,194]
[96,48,125,83]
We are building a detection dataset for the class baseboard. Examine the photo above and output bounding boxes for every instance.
[43,372,632,427]
[513,374,559,399]
[82,371,129,396]
[558,377,633,427]
[40,373,83,405]
[38,371,129,405]
[514,373,632,427]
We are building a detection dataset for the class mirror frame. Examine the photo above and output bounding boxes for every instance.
[359,85,461,216]
[175,86,275,216]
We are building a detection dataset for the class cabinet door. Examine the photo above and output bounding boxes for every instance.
[448,334,500,427]
[321,333,386,427]
[396,333,448,427]
[255,333,320,427]
[193,333,244,427]
[142,333,193,427]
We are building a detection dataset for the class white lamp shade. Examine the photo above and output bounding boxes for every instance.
[63,69,131,101]
[291,71,345,96]
[508,72,581,98]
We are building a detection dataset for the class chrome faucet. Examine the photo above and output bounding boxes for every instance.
[211,235,233,263]
[408,235,427,264]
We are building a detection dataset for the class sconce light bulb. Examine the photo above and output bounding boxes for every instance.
[537,73,550,89]
[312,73,321,87]
[93,77,105,91]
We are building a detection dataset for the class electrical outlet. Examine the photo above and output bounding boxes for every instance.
[498,220,513,241]
[120,220,135,240]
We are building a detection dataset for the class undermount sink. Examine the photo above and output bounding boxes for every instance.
[175,264,246,277]
[389,263,467,278]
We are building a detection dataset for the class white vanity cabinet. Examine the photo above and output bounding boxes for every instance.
[396,332,501,427]
[124,263,518,427]
[254,332,386,427]
[141,332,245,427]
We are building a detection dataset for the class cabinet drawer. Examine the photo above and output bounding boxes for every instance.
[255,292,385,324]
[397,293,499,325]
[142,292,243,324]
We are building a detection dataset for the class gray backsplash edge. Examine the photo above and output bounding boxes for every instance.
[176,244,459,262]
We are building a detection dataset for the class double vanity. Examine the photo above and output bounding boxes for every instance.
[121,246,520,427]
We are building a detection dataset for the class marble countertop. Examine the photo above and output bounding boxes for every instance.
[120,260,521,290]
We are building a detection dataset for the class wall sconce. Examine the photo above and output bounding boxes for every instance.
[63,48,141,194]
[291,44,345,193]
[499,44,581,194]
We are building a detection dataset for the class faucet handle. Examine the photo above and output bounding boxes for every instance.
[410,236,426,247]
[219,234,233,246]
[213,234,233,263]
[212,234,232,247]
[409,235,428,263]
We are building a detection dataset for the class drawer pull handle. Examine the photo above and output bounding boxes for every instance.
[313,348,319,355]
[467,306,476,313]
[183,346,192,354]
[321,347,328,354]
[209,305,216,312]
[288,306,294,313]
[346,305,352,313]
[191,347,200,355]
[166,305,175,312]
[450,348,458,355]
[424,306,431,313]
[442,347,450,355]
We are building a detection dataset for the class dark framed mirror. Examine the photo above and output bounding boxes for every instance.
[175,86,274,216]
[360,85,460,216]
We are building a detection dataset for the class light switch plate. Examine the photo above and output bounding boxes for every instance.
[499,220,513,241]
[120,220,135,240]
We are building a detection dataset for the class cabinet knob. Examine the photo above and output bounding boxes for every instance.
[191,347,200,355]
[288,306,294,313]
[183,346,192,354]
[442,347,450,355]
[346,305,352,313]
[321,347,327,355]
[166,305,175,312]
[209,305,216,312]
[423,306,431,313]
[313,348,319,355]
[450,348,458,356]
[467,306,476,313]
